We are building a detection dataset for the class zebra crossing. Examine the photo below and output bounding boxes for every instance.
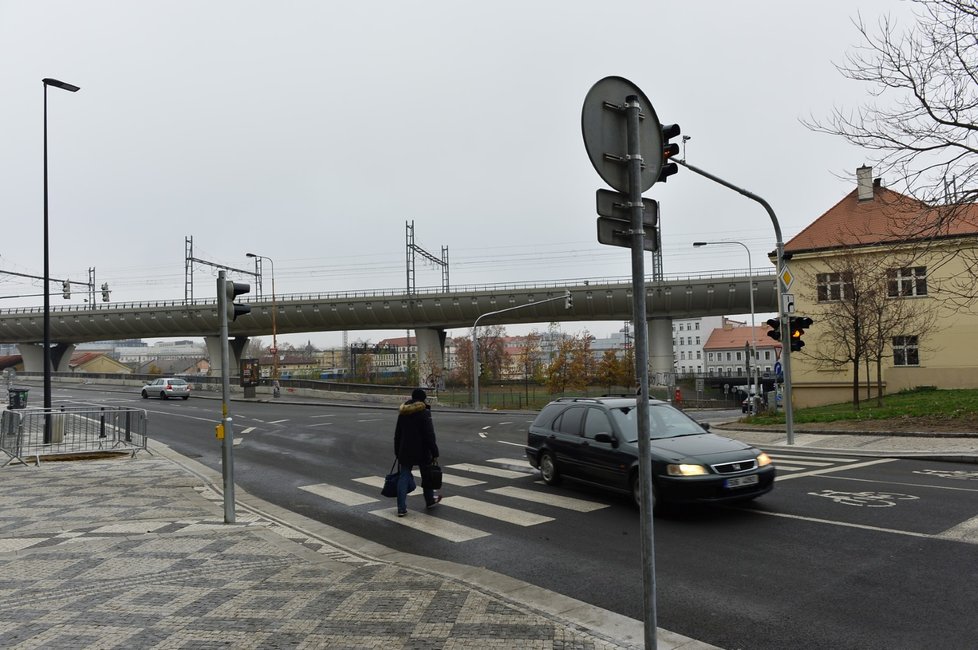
[296,452,873,542]
[298,457,608,542]
[765,451,882,480]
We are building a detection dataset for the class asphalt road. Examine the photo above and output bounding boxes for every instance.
[51,386,978,649]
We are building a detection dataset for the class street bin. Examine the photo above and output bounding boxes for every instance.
[7,387,29,409]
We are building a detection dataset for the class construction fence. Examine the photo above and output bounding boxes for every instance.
[1,406,148,467]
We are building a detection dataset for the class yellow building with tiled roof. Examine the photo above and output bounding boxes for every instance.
[775,166,978,407]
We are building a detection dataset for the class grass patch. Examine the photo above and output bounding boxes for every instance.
[746,388,978,425]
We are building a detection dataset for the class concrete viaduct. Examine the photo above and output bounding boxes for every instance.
[0,272,779,380]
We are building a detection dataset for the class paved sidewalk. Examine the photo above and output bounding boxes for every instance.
[0,441,714,650]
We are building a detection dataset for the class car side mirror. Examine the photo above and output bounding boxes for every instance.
[594,432,616,446]
[700,422,711,431]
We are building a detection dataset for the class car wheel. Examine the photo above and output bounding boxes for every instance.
[160,392,168,400]
[181,395,189,400]
[540,451,561,485]
[141,390,148,399]
[632,472,659,512]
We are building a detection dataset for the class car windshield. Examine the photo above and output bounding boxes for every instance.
[168,380,187,386]
[609,403,707,442]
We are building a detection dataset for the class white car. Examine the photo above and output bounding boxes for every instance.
[141,378,191,400]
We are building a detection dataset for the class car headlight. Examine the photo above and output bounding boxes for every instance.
[667,463,708,476]
[756,452,773,467]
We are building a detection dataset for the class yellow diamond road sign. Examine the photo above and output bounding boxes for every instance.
[780,266,794,290]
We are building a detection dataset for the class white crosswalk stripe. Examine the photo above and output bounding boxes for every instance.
[370,508,490,542]
[446,463,528,479]
[439,495,553,526]
[485,457,535,471]
[488,486,608,512]
[300,483,379,506]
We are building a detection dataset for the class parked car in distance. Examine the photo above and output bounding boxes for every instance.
[141,378,191,400]
[525,396,775,512]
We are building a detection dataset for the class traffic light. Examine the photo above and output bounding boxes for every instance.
[225,281,251,322]
[62,280,70,299]
[765,317,781,342]
[789,316,813,352]
[657,123,681,183]
[101,282,110,302]
[564,290,573,309]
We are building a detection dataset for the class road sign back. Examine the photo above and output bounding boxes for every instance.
[581,76,663,193]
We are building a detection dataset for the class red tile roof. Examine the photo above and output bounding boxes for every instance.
[785,182,978,254]
[704,326,780,351]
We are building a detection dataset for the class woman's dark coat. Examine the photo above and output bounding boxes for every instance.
[394,399,439,466]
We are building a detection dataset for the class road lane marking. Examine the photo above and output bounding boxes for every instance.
[938,515,978,544]
[309,414,334,418]
[499,440,526,448]
[268,419,289,424]
[440,496,553,526]
[300,483,378,506]
[446,463,527,479]
[370,508,490,542]
[240,427,255,434]
[773,465,809,472]
[741,508,935,540]
[775,458,898,481]
[488,486,608,512]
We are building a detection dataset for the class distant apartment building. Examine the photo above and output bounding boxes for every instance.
[672,315,727,376]
[703,320,780,378]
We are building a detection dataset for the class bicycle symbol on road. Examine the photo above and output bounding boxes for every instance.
[913,469,978,481]
[808,490,920,508]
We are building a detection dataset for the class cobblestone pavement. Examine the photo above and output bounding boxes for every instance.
[0,449,713,650]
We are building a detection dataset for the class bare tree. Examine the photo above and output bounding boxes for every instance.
[807,0,978,304]
[809,1,978,205]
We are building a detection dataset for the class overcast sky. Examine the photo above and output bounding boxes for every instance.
[0,1,916,348]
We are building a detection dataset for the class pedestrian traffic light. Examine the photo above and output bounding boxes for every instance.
[789,316,813,352]
[61,280,70,299]
[765,317,781,342]
[657,123,681,183]
[564,290,573,309]
[225,281,251,322]
[101,282,110,302]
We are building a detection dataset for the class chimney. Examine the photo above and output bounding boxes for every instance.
[856,165,874,201]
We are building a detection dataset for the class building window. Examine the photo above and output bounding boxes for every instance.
[695,322,700,330]
[695,336,701,344]
[696,351,701,359]
[679,337,685,345]
[893,336,919,366]
[725,352,732,361]
[888,267,928,297]
[708,352,714,362]
[764,350,771,360]
[817,272,854,302]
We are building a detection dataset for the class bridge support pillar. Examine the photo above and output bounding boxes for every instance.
[648,318,674,387]
[205,335,249,378]
[415,328,446,389]
[17,342,76,373]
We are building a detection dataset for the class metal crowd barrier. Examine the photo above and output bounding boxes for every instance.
[0,406,149,467]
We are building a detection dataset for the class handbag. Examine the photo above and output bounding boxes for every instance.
[381,459,416,498]
[422,461,443,490]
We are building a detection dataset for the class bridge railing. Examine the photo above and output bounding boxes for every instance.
[1,406,148,467]
[0,269,766,314]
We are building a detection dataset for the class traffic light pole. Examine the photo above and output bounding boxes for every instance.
[217,271,236,523]
[675,159,795,444]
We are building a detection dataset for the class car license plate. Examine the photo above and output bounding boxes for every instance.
[724,475,759,489]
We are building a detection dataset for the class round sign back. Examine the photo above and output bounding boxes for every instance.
[581,76,663,193]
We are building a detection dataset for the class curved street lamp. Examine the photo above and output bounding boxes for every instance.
[246,252,278,391]
[693,240,761,411]
[42,78,79,442]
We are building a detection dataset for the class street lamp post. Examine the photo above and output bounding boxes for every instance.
[693,240,761,412]
[246,252,278,395]
[42,77,79,442]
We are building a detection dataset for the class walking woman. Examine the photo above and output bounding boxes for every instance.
[393,388,441,516]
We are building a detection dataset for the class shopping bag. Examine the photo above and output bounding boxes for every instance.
[381,460,415,497]
[422,461,443,490]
